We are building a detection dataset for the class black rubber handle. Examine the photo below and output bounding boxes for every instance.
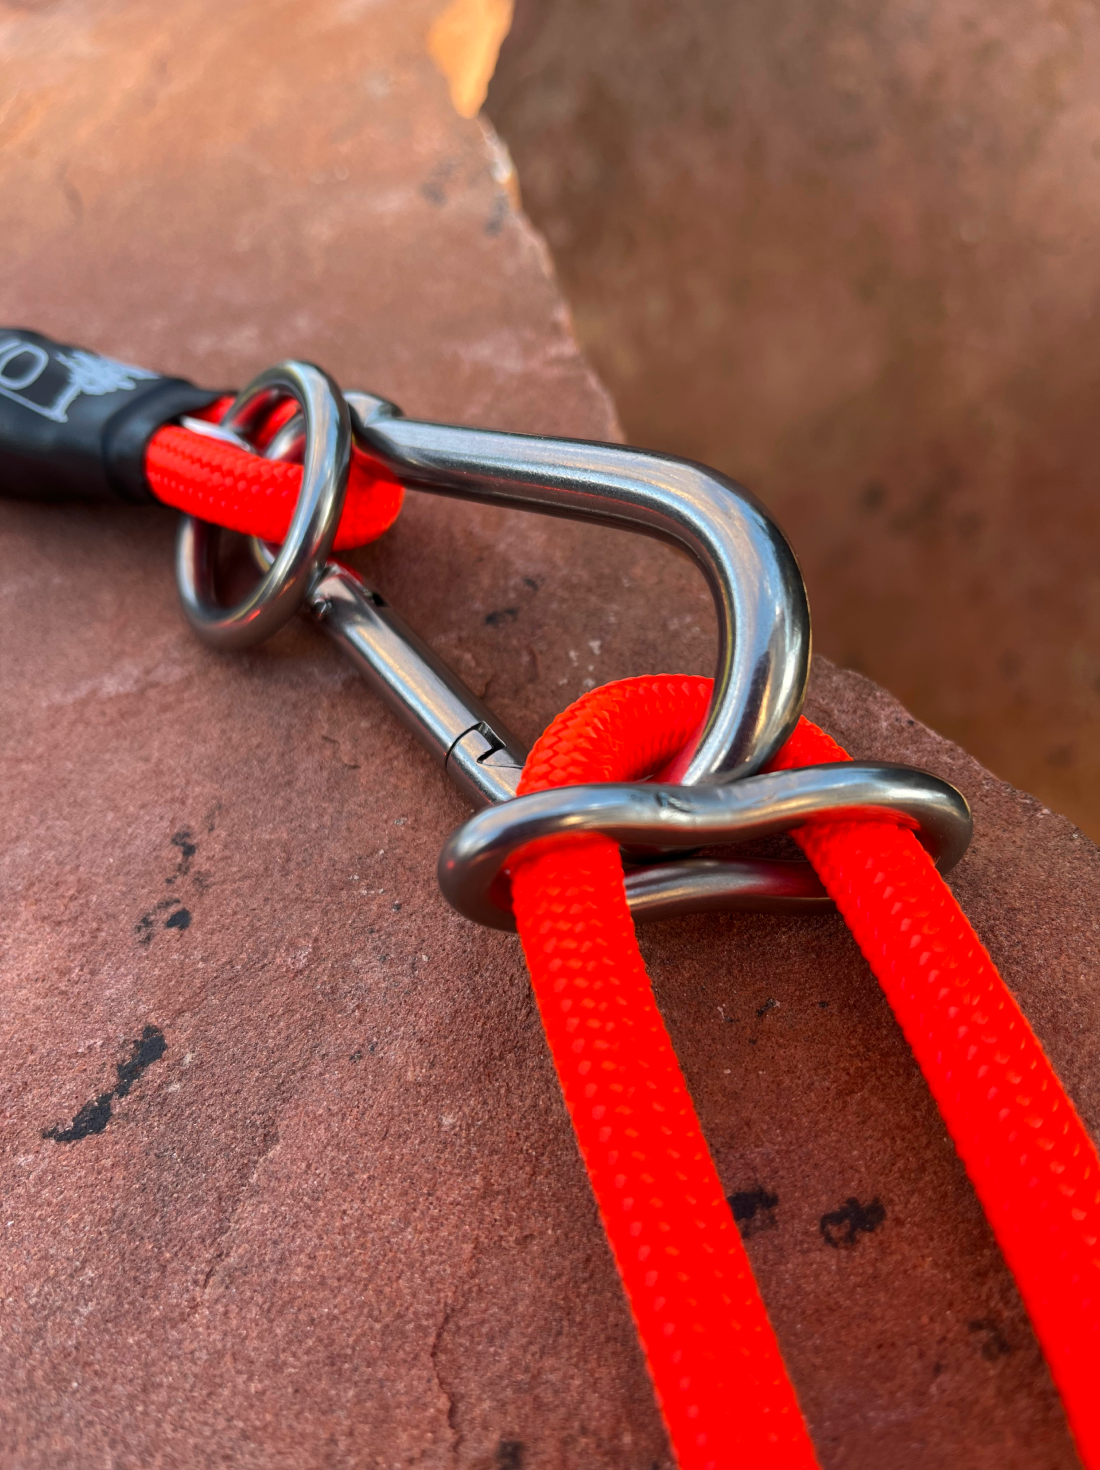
[0,329,218,504]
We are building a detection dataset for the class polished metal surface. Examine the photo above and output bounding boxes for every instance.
[437,761,973,930]
[622,858,831,921]
[346,391,810,785]
[177,414,253,454]
[263,413,306,466]
[305,561,527,807]
[175,362,351,651]
[171,367,971,929]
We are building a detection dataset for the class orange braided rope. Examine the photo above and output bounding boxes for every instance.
[512,674,1100,1469]
[145,397,404,551]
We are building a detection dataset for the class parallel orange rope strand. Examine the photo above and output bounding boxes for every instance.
[511,675,1100,1470]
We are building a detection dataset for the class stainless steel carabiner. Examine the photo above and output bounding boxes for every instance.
[343,391,810,789]
[178,374,811,785]
[174,364,971,927]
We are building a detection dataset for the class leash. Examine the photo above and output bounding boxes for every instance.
[510,678,1100,1467]
[2,330,1098,1466]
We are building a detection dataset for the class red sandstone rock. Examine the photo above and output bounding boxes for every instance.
[0,2,1096,1467]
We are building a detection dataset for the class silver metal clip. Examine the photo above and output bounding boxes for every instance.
[173,362,971,927]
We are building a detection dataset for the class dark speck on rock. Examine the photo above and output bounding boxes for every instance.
[969,1318,1013,1360]
[171,829,197,873]
[820,1196,886,1247]
[727,1186,779,1237]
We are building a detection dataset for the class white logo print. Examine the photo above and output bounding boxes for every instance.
[0,336,159,423]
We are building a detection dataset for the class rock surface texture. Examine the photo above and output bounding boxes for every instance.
[487,0,1100,841]
[0,1,1097,1468]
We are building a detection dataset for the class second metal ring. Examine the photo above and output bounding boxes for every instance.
[175,360,352,651]
[438,760,973,929]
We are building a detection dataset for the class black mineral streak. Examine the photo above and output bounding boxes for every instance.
[43,1026,167,1143]
[137,829,203,945]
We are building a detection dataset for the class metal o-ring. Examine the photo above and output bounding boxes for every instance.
[437,760,973,930]
[175,360,351,651]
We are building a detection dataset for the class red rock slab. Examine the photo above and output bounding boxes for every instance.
[0,0,617,441]
[0,1,1098,1467]
[2,508,1096,1470]
[487,0,1100,841]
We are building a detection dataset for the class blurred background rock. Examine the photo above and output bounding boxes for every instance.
[485,0,1100,838]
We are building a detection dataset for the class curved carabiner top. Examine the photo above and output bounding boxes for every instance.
[347,393,810,786]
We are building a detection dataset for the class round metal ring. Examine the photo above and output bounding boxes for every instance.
[437,761,972,930]
[175,360,351,651]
